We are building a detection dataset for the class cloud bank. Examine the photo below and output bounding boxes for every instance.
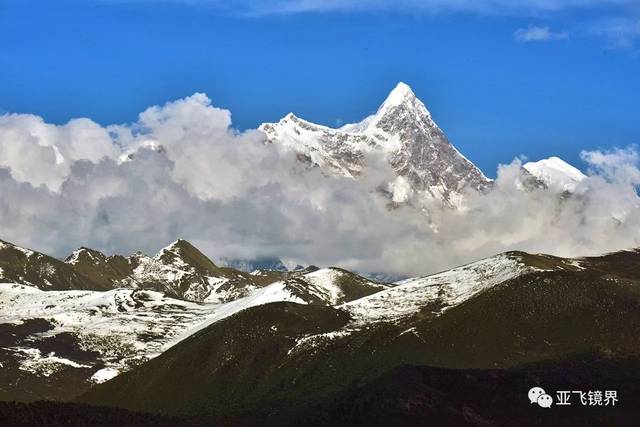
[1,93,639,277]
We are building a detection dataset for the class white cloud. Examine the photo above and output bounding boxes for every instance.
[0,114,118,191]
[1,94,640,277]
[591,18,640,48]
[104,0,634,15]
[515,26,569,42]
[271,0,629,15]
[581,146,640,184]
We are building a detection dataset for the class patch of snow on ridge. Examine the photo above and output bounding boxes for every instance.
[125,241,259,303]
[14,348,91,377]
[65,249,83,265]
[90,367,119,384]
[341,254,537,325]
[287,330,352,357]
[299,268,345,305]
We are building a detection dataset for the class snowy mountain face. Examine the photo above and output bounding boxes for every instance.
[0,280,306,400]
[120,239,268,303]
[65,240,277,303]
[340,251,581,325]
[3,238,387,307]
[523,156,587,192]
[0,267,385,390]
[260,83,491,207]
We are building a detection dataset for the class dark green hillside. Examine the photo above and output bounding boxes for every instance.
[409,269,640,368]
[330,267,389,301]
[80,250,640,422]
[581,249,640,279]
[9,355,640,426]
[310,355,640,427]
[80,303,350,417]
[0,401,203,427]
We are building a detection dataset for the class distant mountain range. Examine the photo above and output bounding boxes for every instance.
[1,237,639,425]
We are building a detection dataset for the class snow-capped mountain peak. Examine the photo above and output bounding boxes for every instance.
[153,239,213,269]
[335,82,431,137]
[380,82,416,108]
[523,156,586,192]
[363,81,433,131]
[65,247,125,269]
[260,82,490,207]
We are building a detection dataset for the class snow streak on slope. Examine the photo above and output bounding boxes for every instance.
[171,281,307,344]
[298,268,346,304]
[341,254,541,325]
[523,157,587,192]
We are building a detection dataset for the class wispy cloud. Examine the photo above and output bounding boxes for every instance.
[103,0,638,49]
[104,0,635,16]
[592,18,640,48]
[514,26,569,42]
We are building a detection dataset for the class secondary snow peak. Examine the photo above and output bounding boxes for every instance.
[523,156,586,192]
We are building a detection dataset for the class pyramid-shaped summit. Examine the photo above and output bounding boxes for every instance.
[154,239,220,273]
[260,82,489,207]
[375,81,427,113]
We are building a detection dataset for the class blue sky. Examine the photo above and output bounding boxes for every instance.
[1,0,639,175]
